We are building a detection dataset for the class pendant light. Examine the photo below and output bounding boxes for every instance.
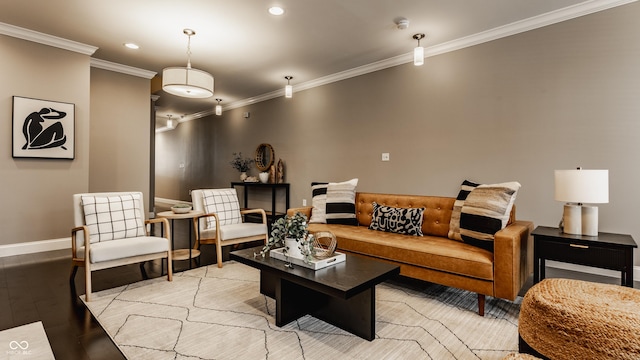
[166,114,177,130]
[215,98,222,116]
[162,29,214,98]
[285,76,293,98]
[413,33,425,66]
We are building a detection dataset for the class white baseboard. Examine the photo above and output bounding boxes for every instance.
[0,238,70,258]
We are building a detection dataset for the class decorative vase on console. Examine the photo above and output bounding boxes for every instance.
[259,172,269,184]
[230,152,253,182]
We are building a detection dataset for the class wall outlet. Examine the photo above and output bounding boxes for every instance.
[302,199,307,206]
[381,153,390,161]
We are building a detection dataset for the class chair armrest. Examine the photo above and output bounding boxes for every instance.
[493,220,534,300]
[192,213,220,240]
[240,208,267,224]
[146,218,171,242]
[71,225,90,261]
[287,206,313,219]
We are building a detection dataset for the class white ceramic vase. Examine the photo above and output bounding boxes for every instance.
[259,172,269,183]
[284,238,304,259]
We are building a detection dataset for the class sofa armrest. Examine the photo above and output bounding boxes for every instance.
[287,206,313,219]
[493,220,534,300]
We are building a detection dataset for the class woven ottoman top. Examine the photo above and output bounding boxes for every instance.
[519,278,640,360]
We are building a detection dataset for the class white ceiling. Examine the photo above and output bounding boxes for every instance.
[0,0,632,127]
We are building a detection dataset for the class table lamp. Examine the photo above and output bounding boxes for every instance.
[554,168,608,236]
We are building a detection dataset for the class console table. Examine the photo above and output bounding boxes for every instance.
[532,226,637,287]
[231,182,290,223]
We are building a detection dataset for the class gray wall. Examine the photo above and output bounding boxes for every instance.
[0,35,152,248]
[156,3,640,265]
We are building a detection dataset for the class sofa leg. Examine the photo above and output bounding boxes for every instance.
[477,294,485,316]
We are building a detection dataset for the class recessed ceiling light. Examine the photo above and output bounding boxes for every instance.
[124,43,139,49]
[268,6,284,16]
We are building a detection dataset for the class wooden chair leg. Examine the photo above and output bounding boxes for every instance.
[85,263,92,302]
[477,293,485,316]
[139,262,149,279]
[166,251,173,281]
[216,241,223,268]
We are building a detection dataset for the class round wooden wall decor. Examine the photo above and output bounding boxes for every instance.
[255,143,274,171]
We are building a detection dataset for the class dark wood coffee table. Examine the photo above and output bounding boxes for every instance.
[230,246,400,341]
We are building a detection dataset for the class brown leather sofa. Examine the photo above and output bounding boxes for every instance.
[288,192,533,316]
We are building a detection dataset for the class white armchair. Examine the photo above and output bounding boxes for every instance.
[191,188,268,268]
[70,191,172,301]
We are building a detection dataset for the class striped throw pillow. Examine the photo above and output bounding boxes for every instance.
[325,178,358,225]
[459,182,521,252]
[309,182,328,224]
[448,180,480,241]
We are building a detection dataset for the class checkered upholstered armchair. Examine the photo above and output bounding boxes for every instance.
[191,188,268,268]
[70,191,172,301]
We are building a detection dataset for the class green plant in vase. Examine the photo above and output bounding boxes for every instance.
[255,212,314,265]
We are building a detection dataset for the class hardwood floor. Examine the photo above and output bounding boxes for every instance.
[1,221,637,359]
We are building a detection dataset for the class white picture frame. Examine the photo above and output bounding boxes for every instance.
[12,96,75,160]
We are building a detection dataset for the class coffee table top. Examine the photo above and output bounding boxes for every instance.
[230,246,400,299]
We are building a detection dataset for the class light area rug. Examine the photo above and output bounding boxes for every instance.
[0,321,55,360]
[82,261,521,360]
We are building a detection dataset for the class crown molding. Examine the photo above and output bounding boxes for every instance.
[0,22,97,55]
[90,58,156,79]
[224,0,638,112]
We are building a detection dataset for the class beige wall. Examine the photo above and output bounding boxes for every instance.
[156,3,640,265]
[89,68,151,202]
[0,35,90,246]
[0,36,152,249]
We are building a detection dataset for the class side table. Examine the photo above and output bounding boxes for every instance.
[532,226,637,287]
[157,210,204,270]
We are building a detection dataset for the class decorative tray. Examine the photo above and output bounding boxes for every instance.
[269,248,346,270]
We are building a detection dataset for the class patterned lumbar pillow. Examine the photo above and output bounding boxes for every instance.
[369,202,425,236]
[81,194,146,243]
[202,188,242,229]
[448,179,480,241]
[459,181,521,252]
[325,178,359,225]
[309,182,328,224]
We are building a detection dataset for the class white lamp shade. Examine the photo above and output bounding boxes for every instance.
[215,104,222,116]
[162,67,214,98]
[554,169,609,204]
[166,119,177,129]
[414,46,424,66]
[285,84,293,98]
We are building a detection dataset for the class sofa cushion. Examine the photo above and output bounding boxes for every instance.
[81,194,146,243]
[448,180,480,241]
[309,182,328,223]
[325,178,358,225]
[202,189,242,229]
[460,182,521,252]
[368,202,425,236]
[309,224,494,281]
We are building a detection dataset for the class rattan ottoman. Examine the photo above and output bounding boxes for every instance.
[519,278,640,360]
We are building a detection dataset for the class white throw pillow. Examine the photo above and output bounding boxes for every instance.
[202,189,242,229]
[81,194,146,243]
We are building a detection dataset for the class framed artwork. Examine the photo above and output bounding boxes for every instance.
[12,96,75,159]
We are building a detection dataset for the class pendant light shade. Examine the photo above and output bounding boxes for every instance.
[413,33,425,66]
[215,98,222,116]
[166,114,177,130]
[162,29,214,98]
[285,76,293,98]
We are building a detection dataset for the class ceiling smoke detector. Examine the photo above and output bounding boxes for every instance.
[395,18,410,30]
